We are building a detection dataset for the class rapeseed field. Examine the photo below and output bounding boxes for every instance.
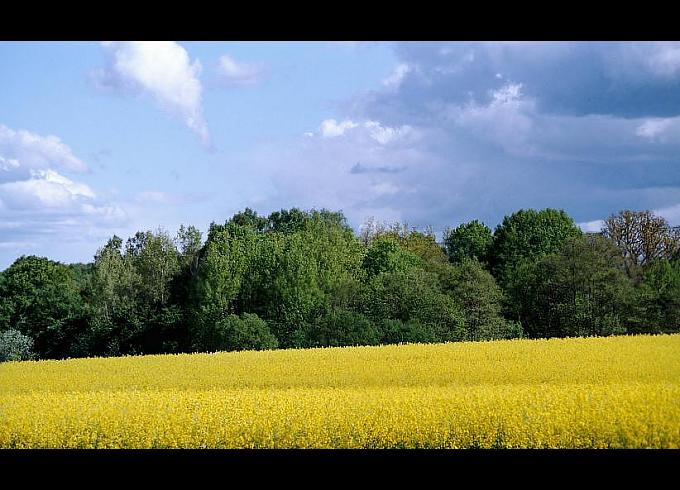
[1,334,678,448]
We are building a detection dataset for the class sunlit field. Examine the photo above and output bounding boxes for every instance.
[1,334,678,448]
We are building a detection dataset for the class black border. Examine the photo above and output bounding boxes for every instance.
[2,3,678,40]
[2,449,678,479]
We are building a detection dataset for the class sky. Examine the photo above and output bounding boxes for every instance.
[1,41,680,268]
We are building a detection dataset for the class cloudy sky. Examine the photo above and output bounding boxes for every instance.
[1,41,679,268]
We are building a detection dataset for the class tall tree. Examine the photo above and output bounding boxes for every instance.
[509,234,634,338]
[628,258,680,334]
[0,255,85,358]
[602,210,680,279]
[228,208,268,232]
[443,220,493,264]
[440,258,522,340]
[488,208,582,284]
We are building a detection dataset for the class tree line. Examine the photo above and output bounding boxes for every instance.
[1,207,678,361]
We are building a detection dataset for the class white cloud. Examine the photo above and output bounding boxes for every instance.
[319,118,413,145]
[0,156,19,171]
[636,118,676,142]
[216,55,265,86]
[134,190,195,206]
[0,169,95,209]
[95,41,210,147]
[490,83,523,104]
[371,182,400,196]
[654,202,680,225]
[364,120,413,145]
[578,219,605,233]
[448,83,536,156]
[320,119,359,138]
[0,124,87,178]
[644,42,680,78]
[383,63,412,89]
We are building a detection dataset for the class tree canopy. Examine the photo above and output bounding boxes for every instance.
[0,206,676,361]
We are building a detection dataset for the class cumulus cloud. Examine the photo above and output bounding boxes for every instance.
[578,220,605,233]
[252,42,680,236]
[654,202,680,224]
[634,117,680,144]
[356,42,680,123]
[318,119,414,145]
[0,169,95,209]
[320,119,359,138]
[0,124,87,179]
[216,55,266,86]
[134,190,206,206]
[0,125,129,267]
[94,41,210,147]
[349,163,405,174]
[382,63,412,89]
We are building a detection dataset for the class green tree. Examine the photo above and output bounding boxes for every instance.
[87,230,186,356]
[362,237,423,278]
[378,318,438,345]
[304,309,380,347]
[87,236,143,355]
[125,230,180,306]
[509,234,633,338]
[360,269,466,342]
[0,255,85,359]
[197,313,277,352]
[602,209,680,280]
[266,207,308,234]
[489,208,582,285]
[443,220,493,264]
[190,223,259,349]
[627,258,680,334]
[0,328,36,362]
[440,258,522,340]
[229,208,268,232]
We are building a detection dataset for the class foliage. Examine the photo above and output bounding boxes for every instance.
[443,220,493,264]
[88,230,188,356]
[0,255,85,359]
[602,209,680,280]
[0,206,676,360]
[198,313,278,352]
[361,269,466,342]
[440,258,522,340]
[489,208,582,285]
[378,318,439,344]
[362,237,423,277]
[507,235,634,338]
[627,258,680,334]
[0,329,35,362]
[304,309,380,347]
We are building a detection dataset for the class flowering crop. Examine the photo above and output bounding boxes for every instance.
[0,334,678,448]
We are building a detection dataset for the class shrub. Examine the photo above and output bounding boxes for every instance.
[0,329,36,362]
[379,318,438,345]
[217,313,278,351]
[305,310,380,347]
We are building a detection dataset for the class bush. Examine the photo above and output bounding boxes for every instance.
[439,259,521,341]
[192,311,278,352]
[305,309,380,347]
[379,318,438,345]
[0,329,36,362]
[217,313,278,351]
[361,269,466,342]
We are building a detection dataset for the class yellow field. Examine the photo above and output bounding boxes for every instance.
[1,334,679,448]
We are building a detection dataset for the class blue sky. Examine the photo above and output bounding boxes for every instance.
[1,41,680,268]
